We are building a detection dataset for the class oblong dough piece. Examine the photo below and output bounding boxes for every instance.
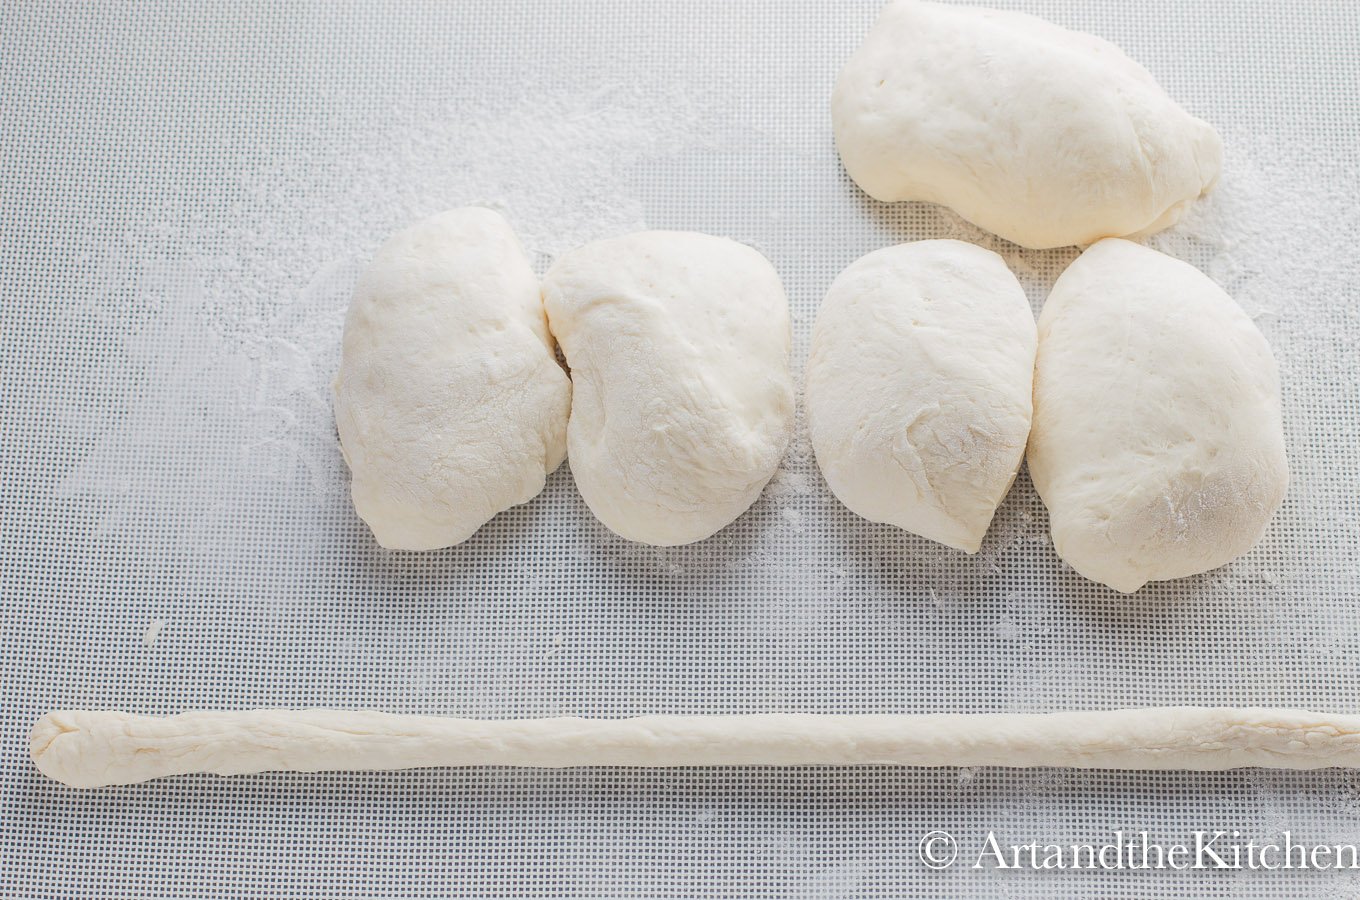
[832,0,1223,250]
[333,208,571,550]
[542,231,794,546]
[1028,239,1288,593]
[32,708,1360,787]
[807,240,1036,552]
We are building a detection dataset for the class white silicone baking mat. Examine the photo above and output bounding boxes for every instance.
[3,0,1359,895]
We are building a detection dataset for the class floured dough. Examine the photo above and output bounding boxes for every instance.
[832,0,1223,249]
[1028,239,1288,593]
[333,208,571,550]
[542,231,794,545]
[807,241,1036,552]
[32,707,1360,787]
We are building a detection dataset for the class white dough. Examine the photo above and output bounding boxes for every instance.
[542,231,794,545]
[807,241,1036,553]
[333,208,570,550]
[832,0,1223,250]
[32,707,1360,787]
[1028,239,1288,593]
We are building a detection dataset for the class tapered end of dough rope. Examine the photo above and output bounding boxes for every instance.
[30,711,87,788]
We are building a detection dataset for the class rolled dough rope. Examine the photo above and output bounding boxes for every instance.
[31,708,1360,788]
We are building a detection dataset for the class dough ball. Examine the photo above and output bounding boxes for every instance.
[542,231,794,546]
[807,240,1036,552]
[832,0,1223,250]
[1028,239,1288,593]
[333,208,570,550]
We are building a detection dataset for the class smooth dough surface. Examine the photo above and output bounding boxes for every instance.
[1028,239,1288,593]
[807,240,1035,552]
[333,208,570,550]
[832,0,1223,249]
[542,231,794,546]
[32,708,1360,787]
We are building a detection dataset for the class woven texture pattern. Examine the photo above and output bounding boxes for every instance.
[3,0,1359,895]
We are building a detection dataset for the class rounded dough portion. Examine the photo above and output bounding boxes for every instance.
[1028,239,1288,593]
[832,0,1223,250]
[333,208,570,550]
[542,231,794,546]
[807,240,1036,553]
